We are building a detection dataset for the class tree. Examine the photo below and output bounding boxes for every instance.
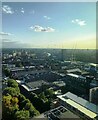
[30,93,50,113]
[18,94,26,102]
[2,81,40,119]
[20,99,30,109]
[3,87,19,97]
[11,97,19,106]
[7,79,20,93]
[38,92,48,102]
[3,68,11,77]
[2,95,19,120]
[15,110,30,120]
[24,102,40,117]
[45,89,54,98]
[8,79,18,88]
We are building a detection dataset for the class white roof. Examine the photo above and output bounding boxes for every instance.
[57,92,98,118]
[16,80,24,84]
[89,63,98,67]
[67,73,86,79]
[67,73,79,78]
[21,84,39,92]
[66,68,81,73]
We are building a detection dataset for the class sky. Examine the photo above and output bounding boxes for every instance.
[1,2,96,49]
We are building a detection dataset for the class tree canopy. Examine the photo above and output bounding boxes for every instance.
[3,87,20,97]
[2,79,40,120]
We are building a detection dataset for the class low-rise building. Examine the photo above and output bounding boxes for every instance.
[33,106,80,120]
[57,92,98,120]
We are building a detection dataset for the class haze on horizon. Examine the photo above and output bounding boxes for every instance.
[1,2,96,49]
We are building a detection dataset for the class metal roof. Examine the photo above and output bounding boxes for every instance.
[57,92,98,118]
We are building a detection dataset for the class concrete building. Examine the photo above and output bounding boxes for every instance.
[89,87,98,105]
[64,73,92,96]
[57,92,98,120]
[34,106,80,120]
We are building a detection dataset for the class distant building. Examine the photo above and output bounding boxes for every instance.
[18,79,51,98]
[57,92,98,120]
[64,73,92,95]
[89,63,98,71]
[53,81,66,87]
[89,87,98,105]
[66,68,81,75]
[85,63,98,76]
[61,49,64,61]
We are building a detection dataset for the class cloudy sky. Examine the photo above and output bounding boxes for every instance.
[1,2,96,49]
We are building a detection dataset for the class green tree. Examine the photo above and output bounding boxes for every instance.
[8,79,18,88]
[3,68,11,77]
[20,99,30,109]
[2,95,19,120]
[7,79,20,93]
[45,89,54,98]
[24,102,40,117]
[39,92,48,102]
[3,87,19,97]
[15,110,30,120]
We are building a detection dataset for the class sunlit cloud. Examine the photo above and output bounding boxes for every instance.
[21,8,24,14]
[0,32,13,36]
[72,19,86,26]
[2,5,14,14]
[44,16,51,20]
[30,25,55,32]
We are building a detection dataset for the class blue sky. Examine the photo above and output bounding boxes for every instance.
[1,2,96,48]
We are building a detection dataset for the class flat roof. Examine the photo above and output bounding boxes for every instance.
[10,67,25,71]
[21,84,39,92]
[67,73,79,78]
[67,73,86,79]
[67,99,96,118]
[26,80,49,89]
[53,81,66,87]
[66,68,81,73]
[57,92,98,119]
[48,106,79,119]
[89,63,98,67]
[16,80,25,84]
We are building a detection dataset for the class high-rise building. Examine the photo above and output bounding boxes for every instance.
[61,49,64,61]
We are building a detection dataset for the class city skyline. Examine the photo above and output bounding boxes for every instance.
[1,2,96,49]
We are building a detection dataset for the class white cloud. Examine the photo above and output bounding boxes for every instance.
[71,19,86,26]
[21,8,24,13]
[2,5,14,14]
[0,32,13,36]
[44,16,51,20]
[30,25,55,32]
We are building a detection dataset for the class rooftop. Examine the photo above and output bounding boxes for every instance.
[67,73,86,79]
[89,63,98,67]
[57,92,98,119]
[53,81,66,87]
[34,106,79,120]
[26,80,49,89]
[49,106,80,119]
[66,68,81,73]
[21,84,39,92]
